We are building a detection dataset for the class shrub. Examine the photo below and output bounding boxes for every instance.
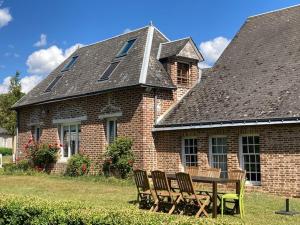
[3,159,32,174]
[0,194,243,225]
[25,141,60,170]
[65,154,91,176]
[104,137,134,178]
[0,147,12,156]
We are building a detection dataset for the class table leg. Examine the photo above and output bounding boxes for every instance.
[236,181,240,214]
[212,181,217,218]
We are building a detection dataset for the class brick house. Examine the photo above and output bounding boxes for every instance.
[13,5,300,196]
[13,25,202,172]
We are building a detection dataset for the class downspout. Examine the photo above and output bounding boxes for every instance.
[153,89,158,124]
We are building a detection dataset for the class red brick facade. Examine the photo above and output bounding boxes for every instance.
[154,125,300,197]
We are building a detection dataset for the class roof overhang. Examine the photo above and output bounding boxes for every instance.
[153,117,300,132]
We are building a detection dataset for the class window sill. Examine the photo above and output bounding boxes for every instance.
[245,181,261,186]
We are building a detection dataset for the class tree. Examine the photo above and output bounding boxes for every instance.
[0,71,25,143]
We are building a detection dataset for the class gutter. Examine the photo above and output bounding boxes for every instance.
[152,117,300,132]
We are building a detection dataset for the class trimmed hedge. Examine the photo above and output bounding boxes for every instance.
[0,194,243,225]
[0,147,12,156]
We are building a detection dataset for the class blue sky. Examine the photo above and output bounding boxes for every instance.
[0,0,300,93]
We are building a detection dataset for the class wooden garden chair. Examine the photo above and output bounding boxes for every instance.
[207,167,221,178]
[133,169,155,210]
[176,172,210,217]
[151,170,182,214]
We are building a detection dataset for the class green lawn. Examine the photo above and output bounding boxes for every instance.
[0,174,299,225]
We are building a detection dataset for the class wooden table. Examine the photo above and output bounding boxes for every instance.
[151,174,240,218]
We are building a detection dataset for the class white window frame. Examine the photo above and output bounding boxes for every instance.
[209,135,228,178]
[239,134,261,186]
[59,123,81,162]
[181,137,198,169]
[107,118,117,144]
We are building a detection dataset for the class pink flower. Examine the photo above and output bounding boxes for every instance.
[82,164,87,173]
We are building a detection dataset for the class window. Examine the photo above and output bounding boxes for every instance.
[210,136,228,178]
[177,62,190,86]
[61,56,78,72]
[99,62,119,81]
[107,119,117,144]
[116,39,136,57]
[240,135,261,185]
[182,138,198,167]
[60,124,81,159]
[45,75,62,92]
[34,126,41,142]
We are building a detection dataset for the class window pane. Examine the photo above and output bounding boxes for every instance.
[248,136,254,144]
[254,136,259,144]
[117,39,136,57]
[62,56,78,71]
[99,62,119,81]
[183,138,197,166]
[242,136,247,144]
[45,76,62,92]
[249,145,254,153]
[243,145,248,153]
[70,125,77,155]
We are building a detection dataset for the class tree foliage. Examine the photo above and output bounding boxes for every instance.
[0,71,25,136]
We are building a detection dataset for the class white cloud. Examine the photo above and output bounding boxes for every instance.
[199,36,230,67]
[0,7,12,28]
[20,75,43,93]
[34,33,47,47]
[0,76,11,93]
[198,62,211,69]
[0,75,43,94]
[26,43,83,76]
[123,28,131,34]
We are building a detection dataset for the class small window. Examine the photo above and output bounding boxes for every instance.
[177,62,190,86]
[182,138,198,167]
[45,76,62,92]
[116,39,136,57]
[107,119,117,144]
[210,136,228,178]
[99,62,119,81]
[62,56,78,72]
[34,126,41,142]
[240,135,261,185]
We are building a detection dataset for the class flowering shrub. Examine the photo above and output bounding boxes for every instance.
[24,138,60,171]
[104,137,134,178]
[65,154,91,176]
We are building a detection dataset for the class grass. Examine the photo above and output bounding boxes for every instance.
[0,174,299,225]
[2,155,12,165]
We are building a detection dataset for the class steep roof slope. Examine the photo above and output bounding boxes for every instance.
[158,5,300,127]
[13,26,175,108]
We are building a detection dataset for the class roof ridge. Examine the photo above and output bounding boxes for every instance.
[80,25,150,49]
[248,4,300,19]
[161,36,191,45]
[139,26,154,84]
[152,25,170,41]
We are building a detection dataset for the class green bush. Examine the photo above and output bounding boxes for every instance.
[65,154,91,176]
[3,159,32,174]
[0,194,243,225]
[26,142,59,170]
[0,147,12,156]
[104,137,134,178]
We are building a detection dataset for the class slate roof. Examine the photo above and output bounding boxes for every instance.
[157,5,300,127]
[13,26,180,108]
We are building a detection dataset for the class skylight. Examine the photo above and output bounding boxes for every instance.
[61,56,78,72]
[45,75,62,92]
[116,39,136,57]
[99,62,119,81]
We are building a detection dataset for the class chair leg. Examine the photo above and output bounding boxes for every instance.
[221,197,224,217]
[168,196,181,215]
[195,198,209,218]
[150,198,159,212]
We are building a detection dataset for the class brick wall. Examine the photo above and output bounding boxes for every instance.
[153,124,300,196]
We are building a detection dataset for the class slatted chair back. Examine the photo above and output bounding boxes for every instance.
[185,166,200,176]
[151,170,171,192]
[228,169,246,180]
[207,167,221,178]
[176,172,195,195]
[133,169,150,192]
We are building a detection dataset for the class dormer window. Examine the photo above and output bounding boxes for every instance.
[177,62,190,86]
[116,39,136,57]
[61,56,78,72]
